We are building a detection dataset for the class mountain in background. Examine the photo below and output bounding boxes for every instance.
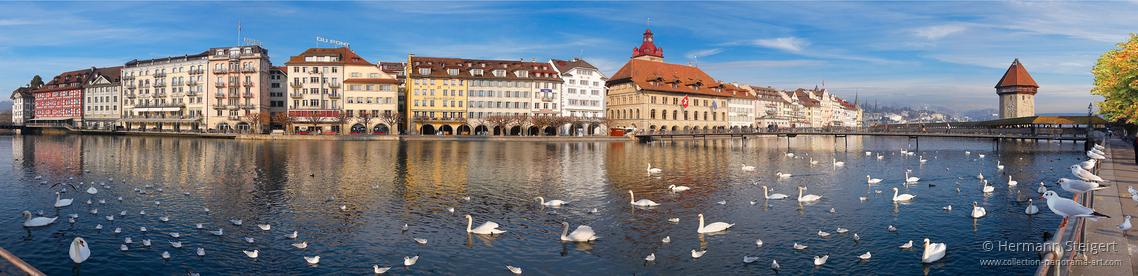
[0,100,11,111]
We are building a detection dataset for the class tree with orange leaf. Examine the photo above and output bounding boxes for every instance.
[1091,33,1138,124]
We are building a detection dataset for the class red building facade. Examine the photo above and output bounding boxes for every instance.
[33,69,94,124]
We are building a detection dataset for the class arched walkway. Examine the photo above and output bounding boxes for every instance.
[528,126,540,136]
[542,126,556,136]
[474,125,489,135]
[439,124,454,135]
[457,125,472,135]
[350,123,366,134]
[372,124,389,134]
[493,126,504,136]
[420,124,436,135]
[509,126,522,136]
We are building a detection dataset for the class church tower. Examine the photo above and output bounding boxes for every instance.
[995,59,1038,119]
[632,29,664,62]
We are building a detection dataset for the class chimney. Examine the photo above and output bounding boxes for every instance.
[531,58,535,62]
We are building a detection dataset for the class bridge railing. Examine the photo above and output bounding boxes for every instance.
[636,126,1096,137]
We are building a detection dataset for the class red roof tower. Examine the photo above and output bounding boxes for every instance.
[632,29,664,61]
[995,59,1038,119]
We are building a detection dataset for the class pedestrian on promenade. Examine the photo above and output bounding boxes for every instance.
[1132,134,1137,165]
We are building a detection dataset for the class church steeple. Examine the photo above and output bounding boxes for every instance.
[632,28,664,61]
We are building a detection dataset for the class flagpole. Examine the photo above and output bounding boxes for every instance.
[238,21,241,46]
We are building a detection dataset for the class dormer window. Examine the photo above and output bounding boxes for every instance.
[419,68,431,75]
[471,69,484,76]
[448,68,458,76]
[515,71,528,78]
[492,70,505,77]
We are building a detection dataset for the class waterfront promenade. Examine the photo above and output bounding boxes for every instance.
[1061,137,1138,276]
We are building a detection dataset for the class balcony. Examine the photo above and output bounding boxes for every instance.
[290,82,302,88]
[134,102,185,108]
[154,82,167,88]
[243,92,254,98]
[241,67,256,73]
[227,105,238,110]
[185,90,197,96]
[290,93,303,99]
[212,68,227,74]
[229,82,239,87]
[228,93,240,98]
[212,104,226,110]
[328,93,340,99]
[214,93,226,99]
[140,83,151,88]
[186,80,198,86]
[541,97,555,102]
[152,92,167,97]
[125,93,136,98]
[243,81,254,87]
[125,84,136,89]
[188,68,204,75]
[240,104,256,109]
[153,72,167,78]
[328,82,340,88]
[228,115,241,121]
[214,82,226,88]
[122,75,136,80]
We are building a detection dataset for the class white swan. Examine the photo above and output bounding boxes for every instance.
[54,192,73,207]
[1025,199,1039,215]
[982,180,994,193]
[976,171,984,180]
[464,214,506,234]
[667,185,691,192]
[809,157,818,165]
[762,186,788,200]
[921,238,946,263]
[892,188,915,202]
[697,214,734,233]
[866,175,882,184]
[1008,176,1018,186]
[833,158,845,167]
[971,202,986,218]
[795,187,821,202]
[560,222,599,241]
[904,172,920,183]
[536,197,567,206]
[69,237,90,263]
[21,211,57,227]
[741,164,755,171]
[776,172,792,178]
[86,186,97,194]
[997,160,1005,170]
[1038,182,1048,194]
[628,190,660,207]
[647,164,662,173]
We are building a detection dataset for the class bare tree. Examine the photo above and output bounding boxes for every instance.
[410,115,430,135]
[271,112,292,133]
[300,111,325,134]
[511,114,530,136]
[484,115,512,136]
[240,111,271,134]
[595,116,615,131]
[550,116,574,136]
[328,112,351,134]
[357,111,377,133]
[529,115,555,136]
[378,112,404,135]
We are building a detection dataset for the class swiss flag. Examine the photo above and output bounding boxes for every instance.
[681,95,689,109]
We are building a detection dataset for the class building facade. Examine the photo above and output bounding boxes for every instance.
[343,62,400,134]
[121,53,209,131]
[605,29,742,133]
[996,59,1038,119]
[550,58,606,135]
[31,69,94,126]
[10,87,34,125]
[207,45,271,132]
[81,67,122,129]
[284,48,364,134]
[268,66,288,128]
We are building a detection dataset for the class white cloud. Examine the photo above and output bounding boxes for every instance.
[700,60,825,70]
[751,37,810,52]
[0,19,32,26]
[913,25,966,40]
[686,48,724,59]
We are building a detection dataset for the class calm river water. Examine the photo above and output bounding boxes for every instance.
[0,134,1085,275]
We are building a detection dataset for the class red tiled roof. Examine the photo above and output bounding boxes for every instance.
[284,47,372,66]
[344,78,401,84]
[550,58,601,76]
[34,68,96,93]
[606,59,749,98]
[408,56,562,81]
[995,59,1038,88]
[91,66,122,83]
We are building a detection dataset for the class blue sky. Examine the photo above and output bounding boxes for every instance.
[1,1,1132,113]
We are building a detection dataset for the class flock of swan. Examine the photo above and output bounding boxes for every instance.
[15,142,1114,274]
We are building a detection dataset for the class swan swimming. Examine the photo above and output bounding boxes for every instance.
[667,184,691,192]
[69,237,90,263]
[892,188,915,201]
[535,196,568,206]
[21,211,57,227]
[866,175,882,184]
[763,186,788,200]
[54,192,73,207]
[921,238,947,263]
[741,164,755,171]
[628,190,661,207]
[971,202,986,218]
[647,164,662,173]
[697,214,734,233]
[464,215,506,235]
[1026,199,1039,215]
[795,187,821,202]
[560,222,599,242]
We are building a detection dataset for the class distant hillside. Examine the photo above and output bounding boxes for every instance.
[1036,113,1086,116]
[0,100,11,111]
